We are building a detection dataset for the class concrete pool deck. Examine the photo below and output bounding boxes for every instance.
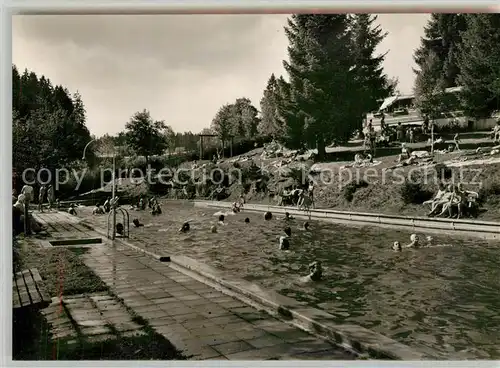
[31,210,435,360]
[194,201,500,240]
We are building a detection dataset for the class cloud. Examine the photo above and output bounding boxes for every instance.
[12,14,428,136]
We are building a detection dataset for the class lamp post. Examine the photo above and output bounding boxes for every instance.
[83,139,117,240]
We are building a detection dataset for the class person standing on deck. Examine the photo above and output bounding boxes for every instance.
[38,184,47,212]
[396,122,403,141]
[409,127,415,143]
[453,133,461,151]
[21,181,34,234]
[493,121,500,143]
[307,180,315,209]
[46,184,55,210]
[422,117,429,135]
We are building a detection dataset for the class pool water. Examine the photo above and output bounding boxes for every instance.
[79,202,500,359]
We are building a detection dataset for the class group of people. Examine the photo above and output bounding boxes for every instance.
[278,181,315,210]
[392,233,434,251]
[424,182,479,219]
[231,195,245,213]
[136,196,162,215]
[92,196,119,215]
[36,184,56,212]
[12,183,50,235]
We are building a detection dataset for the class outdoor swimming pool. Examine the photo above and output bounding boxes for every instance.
[79,201,500,359]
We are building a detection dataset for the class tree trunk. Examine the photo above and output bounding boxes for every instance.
[316,136,326,161]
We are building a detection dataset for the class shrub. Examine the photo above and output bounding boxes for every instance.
[400,179,434,204]
[478,180,500,204]
[342,180,368,202]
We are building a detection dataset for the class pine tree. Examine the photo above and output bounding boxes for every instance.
[413,14,467,89]
[258,74,283,139]
[457,14,500,118]
[278,14,361,159]
[350,14,396,117]
[414,51,448,122]
[12,65,93,176]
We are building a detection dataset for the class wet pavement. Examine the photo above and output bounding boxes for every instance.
[32,211,356,360]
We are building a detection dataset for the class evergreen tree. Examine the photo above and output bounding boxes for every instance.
[350,14,396,117]
[278,14,361,159]
[413,14,467,89]
[457,14,500,118]
[414,51,448,123]
[258,74,283,138]
[12,65,93,177]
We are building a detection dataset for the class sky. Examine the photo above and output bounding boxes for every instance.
[12,14,430,137]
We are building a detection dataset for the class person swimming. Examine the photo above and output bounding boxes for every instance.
[264,211,272,221]
[278,227,292,250]
[279,236,290,250]
[92,203,104,215]
[132,219,144,227]
[68,203,77,216]
[283,212,294,220]
[211,225,217,233]
[392,241,402,252]
[232,202,241,213]
[244,217,250,223]
[116,223,124,235]
[151,203,162,216]
[405,234,420,248]
[300,261,323,283]
[218,214,225,225]
[179,222,190,233]
[303,221,310,231]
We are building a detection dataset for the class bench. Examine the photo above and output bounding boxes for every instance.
[13,268,51,310]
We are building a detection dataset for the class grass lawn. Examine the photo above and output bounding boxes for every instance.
[13,240,184,360]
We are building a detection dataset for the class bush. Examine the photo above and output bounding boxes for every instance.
[478,180,500,204]
[342,180,368,202]
[400,179,434,204]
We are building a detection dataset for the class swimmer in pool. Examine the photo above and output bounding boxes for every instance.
[132,219,144,227]
[392,241,402,251]
[279,235,290,250]
[278,227,292,250]
[279,212,294,220]
[300,261,323,283]
[218,214,225,225]
[405,234,420,248]
[179,222,190,233]
[303,221,310,231]
[211,225,217,233]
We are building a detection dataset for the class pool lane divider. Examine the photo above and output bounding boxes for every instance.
[193,201,500,240]
[79,217,435,360]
